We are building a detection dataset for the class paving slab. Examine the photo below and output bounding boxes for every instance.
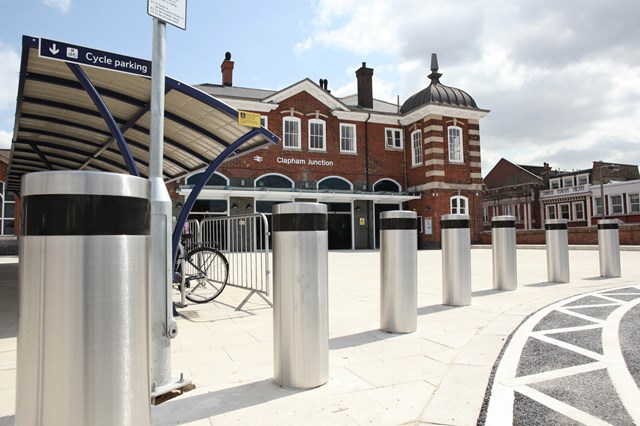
[0,248,639,425]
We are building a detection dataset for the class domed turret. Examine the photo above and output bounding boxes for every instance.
[400,53,479,114]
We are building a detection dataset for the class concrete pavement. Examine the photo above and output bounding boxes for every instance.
[1,247,639,425]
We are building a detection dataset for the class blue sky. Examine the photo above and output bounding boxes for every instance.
[2,0,640,174]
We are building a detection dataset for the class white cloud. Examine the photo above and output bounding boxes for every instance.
[298,0,640,173]
[0,130,11,150]
[0,44,20,113]
[41,0,71,14]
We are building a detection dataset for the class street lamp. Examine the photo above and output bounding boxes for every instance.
[599,163,620,219]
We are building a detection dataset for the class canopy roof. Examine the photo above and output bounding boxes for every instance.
[6,36,279,194]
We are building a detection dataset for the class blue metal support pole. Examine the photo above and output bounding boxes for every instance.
[67,63,140,176]
[172,128,261,264]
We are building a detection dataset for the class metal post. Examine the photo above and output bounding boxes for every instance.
[441,214,471,306]
[598,219,621,277]
[491,215,517,291]
[545,219,570,283]
[380,211,417,333]
[273,203,328,389]
[149,17,182,397]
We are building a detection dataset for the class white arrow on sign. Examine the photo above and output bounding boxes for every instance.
[49,44,59,55]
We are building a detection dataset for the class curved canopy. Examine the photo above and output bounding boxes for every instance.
[6,36,279,194]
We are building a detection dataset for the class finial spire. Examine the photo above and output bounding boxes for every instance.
[428,53,442,84]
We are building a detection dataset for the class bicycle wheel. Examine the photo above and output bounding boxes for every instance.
[183,247,229,303]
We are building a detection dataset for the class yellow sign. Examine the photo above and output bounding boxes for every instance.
[359,218,366,226]
[238,110,261,128]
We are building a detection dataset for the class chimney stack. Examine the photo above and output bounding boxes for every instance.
[221,52,234,87]
[355,62,374,108]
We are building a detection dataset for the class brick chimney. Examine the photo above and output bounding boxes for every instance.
[221,52,234,87]
[355,62,373,108]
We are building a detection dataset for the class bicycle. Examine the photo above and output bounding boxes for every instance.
[174,233,230,304]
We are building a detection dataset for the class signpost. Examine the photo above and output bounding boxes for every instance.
[147,0,190,400]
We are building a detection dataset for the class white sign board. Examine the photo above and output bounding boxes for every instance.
[148,0,187,30]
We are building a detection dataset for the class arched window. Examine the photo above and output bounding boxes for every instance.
[448,126,463,163]
[186,172,228,186]
[318,176,352,191]
[308,119,326,151]
[411,130,423,167]
[255,173,294,189]
[450,195,468,214]
[283,117,301,149]
[373,179,401,192]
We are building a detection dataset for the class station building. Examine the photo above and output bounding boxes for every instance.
[174,53,489,249]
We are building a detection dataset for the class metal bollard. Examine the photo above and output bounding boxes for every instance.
[380,210,417,333]
[272,202,328,389]
[598,219,621,278]
[16,171,151,426]
[492,215,517,291]
[441,214,471,306]
[545,219,570,283]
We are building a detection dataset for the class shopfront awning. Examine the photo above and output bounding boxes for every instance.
[6,36,279,194]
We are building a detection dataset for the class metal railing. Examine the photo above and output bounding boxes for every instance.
[199,214,272,310]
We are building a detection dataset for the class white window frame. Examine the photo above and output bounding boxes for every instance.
[483,206,489,223]
[340,123,357,153]
[609,194,624,215]
[503,205,512,216]
[559,203,571,220]
[450,195,468,215]
[385,128,403,149]
[577,174,589,186]
[417,216,423,233]
[573,202,585,221]
[411,130,423,167]
[447,126,464,163]
[629,193,640,213]
[594,197,603,216]
[550,179,561,189]
[260,115,268,129]
[283,117,301,149]
[562,177,573,188]
[546,204,557,220]
[308,119,326,151]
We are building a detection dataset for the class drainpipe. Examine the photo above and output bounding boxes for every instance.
[364,113,371,248]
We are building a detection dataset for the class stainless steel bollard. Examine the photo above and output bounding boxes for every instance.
[16,171,151,426]
[598,219,621,278]
[273,202,328,389]
[492,215,517,291]
[380,211,417,333]
[441,214,471,306]
[545,219,570,283]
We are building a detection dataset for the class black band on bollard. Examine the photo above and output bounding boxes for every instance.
[22,194,150,236]
[441,219,470,229]
[273,213,328,232]
[380,218,417,230]
[545,223,568,230]
[492,220,516,228]
[598,223,619,230]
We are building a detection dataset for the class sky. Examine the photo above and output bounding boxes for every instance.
[1,0,639,175]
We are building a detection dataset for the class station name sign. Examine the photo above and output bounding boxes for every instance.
[276,157,334,167]
[39,38,151,77]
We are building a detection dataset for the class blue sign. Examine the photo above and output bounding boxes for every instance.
[39,38,152,77]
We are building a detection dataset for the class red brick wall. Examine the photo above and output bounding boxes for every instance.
[217,91,406,189]
[479,224,640,245]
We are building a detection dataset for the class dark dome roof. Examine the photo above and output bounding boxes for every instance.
[400,54,479,114]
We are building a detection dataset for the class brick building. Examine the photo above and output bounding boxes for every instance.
[483,159,640,230]
[175,53,489,249]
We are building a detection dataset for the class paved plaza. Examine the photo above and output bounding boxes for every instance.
[1,247,639,425]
